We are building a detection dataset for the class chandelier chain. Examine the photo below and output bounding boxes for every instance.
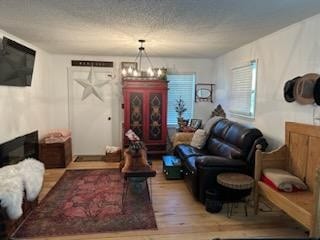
[122,39,164,78]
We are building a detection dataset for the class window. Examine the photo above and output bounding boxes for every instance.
[167,74,195,125]
[230,60,257,119]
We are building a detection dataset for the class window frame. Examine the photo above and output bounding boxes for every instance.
[229,59,257,119]
[166,73,196,127]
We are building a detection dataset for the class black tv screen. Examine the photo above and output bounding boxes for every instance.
[0,37,36,86]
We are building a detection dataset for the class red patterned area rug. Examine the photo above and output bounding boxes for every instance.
[14,169,157,238]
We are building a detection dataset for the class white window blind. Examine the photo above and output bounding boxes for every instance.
[167,74,195,125]
[230,60,257,118]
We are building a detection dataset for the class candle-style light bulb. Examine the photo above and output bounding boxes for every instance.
[150,70,154,77]
[133,70,138,76]
[128,66,133,74]
[147,67,152,74]
[121,68,127,76]
[157,68,162,76]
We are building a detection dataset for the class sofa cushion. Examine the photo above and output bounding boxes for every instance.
[210,118,230,137]
[196,155,247,168]
[174,144,207,159]
[224,124,263,154]
[206,138,242,159]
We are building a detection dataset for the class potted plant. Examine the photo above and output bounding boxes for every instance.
[175,97,187,126]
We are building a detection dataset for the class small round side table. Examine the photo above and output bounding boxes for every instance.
[217,173,254,217]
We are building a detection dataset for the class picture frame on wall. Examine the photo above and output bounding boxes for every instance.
[195,83,215,102]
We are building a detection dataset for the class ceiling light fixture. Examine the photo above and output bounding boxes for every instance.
[121,39,163,78]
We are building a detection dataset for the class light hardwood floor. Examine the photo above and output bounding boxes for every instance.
[33,159,308,240]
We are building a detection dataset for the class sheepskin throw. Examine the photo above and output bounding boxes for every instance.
[16,158,45,201]
[0,176,24,219]
[0,158,44,220]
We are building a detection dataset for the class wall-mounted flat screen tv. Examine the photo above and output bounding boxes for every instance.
[0,37,36,87]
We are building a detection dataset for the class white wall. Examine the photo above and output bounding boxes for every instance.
[49,55,214,147]
[0,29,53,144]
[212,13,320,148]
[0,30,215,150]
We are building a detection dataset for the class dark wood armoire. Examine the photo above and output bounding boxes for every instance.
[122,79,168,156]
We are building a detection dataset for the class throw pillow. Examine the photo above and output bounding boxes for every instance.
[262,168,307,192]
[190,129,208,149]
[203,116,223,134]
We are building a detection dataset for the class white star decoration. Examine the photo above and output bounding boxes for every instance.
[75,67,111,101]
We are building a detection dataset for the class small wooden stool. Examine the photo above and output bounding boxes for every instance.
[217,173,254,217]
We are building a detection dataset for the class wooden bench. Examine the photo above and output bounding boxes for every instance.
[254,122,320,237]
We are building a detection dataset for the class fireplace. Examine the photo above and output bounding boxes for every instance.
[0,130,39,239]
[0,131,39,167]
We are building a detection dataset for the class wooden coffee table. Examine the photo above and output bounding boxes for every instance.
[217,173,254,217]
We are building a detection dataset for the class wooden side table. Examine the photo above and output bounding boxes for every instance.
[39,137,72,169]
[217,173,254,217]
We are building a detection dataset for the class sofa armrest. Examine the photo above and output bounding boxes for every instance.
[254,145,288,181]
[171,132,194,147]
[196,155,248,203]
[196,155,247,168]
[247,137,268,172]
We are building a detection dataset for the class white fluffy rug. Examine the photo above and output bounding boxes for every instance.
[0,158,44,219]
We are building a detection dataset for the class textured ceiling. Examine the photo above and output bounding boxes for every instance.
[1,0,320,58]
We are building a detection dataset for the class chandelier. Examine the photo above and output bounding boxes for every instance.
[121,39,164,78]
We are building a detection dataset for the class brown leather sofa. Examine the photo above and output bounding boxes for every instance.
[174,118,268,203]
